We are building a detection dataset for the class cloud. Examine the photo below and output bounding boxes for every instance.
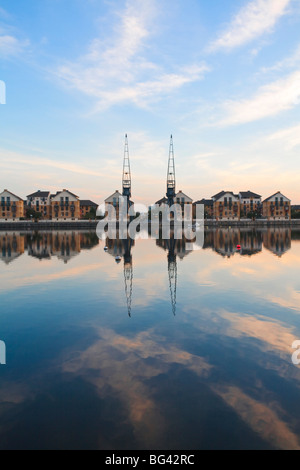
[0,34,29,57]
[0,147,104,177]
[55,0,209,110]
[215,386,300,450]
[266,124,300,150]
[209,0,292,52]
[218,69,300,126]
[261,44,300,73]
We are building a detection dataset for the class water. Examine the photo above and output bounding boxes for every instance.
[0,228,300,450]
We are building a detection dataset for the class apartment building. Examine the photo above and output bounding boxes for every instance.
[27,190,52,219]
[51,190,80,220]
[80,200,99,219]
[212,191,240,221]
[175,191,193,220]
[262,192,291,221]
[0,190,24,220]
[239,191,262,218]
[193,199,214,219]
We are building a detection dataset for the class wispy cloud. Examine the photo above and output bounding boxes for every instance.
[209,0,292,52]
[0,34,29,58]
[266,124,300,149]
[218,69,300,125]
[55,0,209,110]
[260,43,300,73]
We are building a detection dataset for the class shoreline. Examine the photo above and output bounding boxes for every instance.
[0,219,299,231]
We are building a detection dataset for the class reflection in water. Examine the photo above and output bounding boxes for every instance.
[156,234,191,316]
[0,232,25,264]
[0,227,300,449]
[0,228,294,265]
[0,231,99,265]
[105,236,135,317]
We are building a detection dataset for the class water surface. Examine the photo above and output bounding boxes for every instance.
[0,228,300,450]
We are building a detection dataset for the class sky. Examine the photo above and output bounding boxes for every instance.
[0,0,300,205]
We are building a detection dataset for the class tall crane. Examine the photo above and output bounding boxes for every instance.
[122,134,132,200]
[166,135,176,207]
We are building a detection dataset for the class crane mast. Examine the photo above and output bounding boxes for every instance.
[122,134,131,200]
[166,135,176,207]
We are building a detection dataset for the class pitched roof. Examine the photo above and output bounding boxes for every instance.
[239,191,262,199]
[155,197,168,205]
[213,191,237,201]
[27,190,50,198]
[263,191,291,203]
[105,190,121,202]
[80,200,99,207]
[175,191,193,202]
[212,191,226,200]
[52,190,79,199]
[194,199,213,206]
[0,189,23,201]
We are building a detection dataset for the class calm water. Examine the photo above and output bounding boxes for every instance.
[0,228,300,450]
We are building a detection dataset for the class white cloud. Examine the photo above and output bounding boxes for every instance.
[55,0,209,110]
[0,34,29,57]
[209,0,292,52]
[219,70,300,126]
[261,44,300,73]
[266,124,300,149]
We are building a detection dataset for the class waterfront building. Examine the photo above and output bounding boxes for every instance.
[27,190,52,219]
[175,191,193,220]
[51,190,80,220]
[262,192,291,221]
[292,205,300,218]
[212,191,240,221]
[193,199,214,219]
[239,191,262,218]
[80,200,99,219]
[0,190,24,220]
[105,191,122,221]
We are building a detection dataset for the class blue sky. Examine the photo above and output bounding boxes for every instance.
[0,0,300,204]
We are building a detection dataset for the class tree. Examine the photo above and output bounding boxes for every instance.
[292,209,300,219]
[26,208,42,221]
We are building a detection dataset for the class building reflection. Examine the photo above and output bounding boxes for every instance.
[263,228,291,257]
[0,232,25,264]
[0,228,294,268]
[26,231,99,264]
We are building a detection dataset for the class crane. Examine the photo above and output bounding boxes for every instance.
[166,135,176,207]
[123,237,134,317]
[122,134,132,201]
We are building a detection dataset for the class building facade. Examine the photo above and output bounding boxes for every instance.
[193,199,214,219]
[262,192,291,220]
[0,190,24,220]
[27,190,52,219]
[239,191,262,218]
[175,190,193,220]
[80,200,99,219]
[51,190,80,220]
[212,191,240,221]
